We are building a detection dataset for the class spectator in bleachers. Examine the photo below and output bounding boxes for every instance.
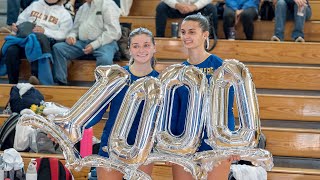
[271,0,311,42]
[155,0,218,38]
[1,0,73,85]
[52,0,121,86]
[223,0,260,40]
[0,0,37,34]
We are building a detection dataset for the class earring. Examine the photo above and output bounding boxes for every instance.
[206,37,210,50]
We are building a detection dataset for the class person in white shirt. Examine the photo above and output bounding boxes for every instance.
[52,0,121,85]
[155,0,218,38]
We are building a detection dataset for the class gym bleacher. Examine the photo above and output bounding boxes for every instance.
[0,0,320,179]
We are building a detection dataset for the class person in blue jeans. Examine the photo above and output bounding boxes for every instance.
[155,0,218,38]
[52,0,121,85]
[271,0,312,42]
[171,13,240,180]
[223,0,260,40]
[0,0,37,33]
[86,27,159,179]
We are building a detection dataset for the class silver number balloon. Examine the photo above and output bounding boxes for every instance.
[155,64,207,154]
[146,64,206,179]
[195,59,273,176]
[53,65,130,143]
[108,77,161,165]
[206,59,260,148]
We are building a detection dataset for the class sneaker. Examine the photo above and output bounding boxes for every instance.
[295,36,305,43]
[0,25,12,33]
[271,36,280,42]
[28,76,40,85]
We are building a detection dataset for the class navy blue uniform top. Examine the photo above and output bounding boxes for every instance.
[86,65,159,157]
[171,54,235,152]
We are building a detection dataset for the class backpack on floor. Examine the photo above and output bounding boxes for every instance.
[35,158,73,180]
[0,113,21,150]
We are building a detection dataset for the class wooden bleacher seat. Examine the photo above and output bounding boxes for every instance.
[153,38,320,65]
[1,38,320,65]
[0,84,319,122]
[1,38,319,91]
[1,114,319,159]
[71,61,320,91]
[4,58,319,91]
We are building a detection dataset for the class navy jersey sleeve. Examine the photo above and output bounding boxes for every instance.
[85,103,110,128]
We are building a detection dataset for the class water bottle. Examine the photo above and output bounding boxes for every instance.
[171,22,179,38]
[26,159,37,180]
[297,4,306,16]
[80,128,93,157]
[228,27,236,40]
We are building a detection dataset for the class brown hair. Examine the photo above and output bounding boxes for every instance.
[128,27,157,68]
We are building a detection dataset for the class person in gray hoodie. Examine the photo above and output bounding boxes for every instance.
[52,0,121,85]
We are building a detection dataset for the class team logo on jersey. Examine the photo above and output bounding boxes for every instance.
[30,11,59,24]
